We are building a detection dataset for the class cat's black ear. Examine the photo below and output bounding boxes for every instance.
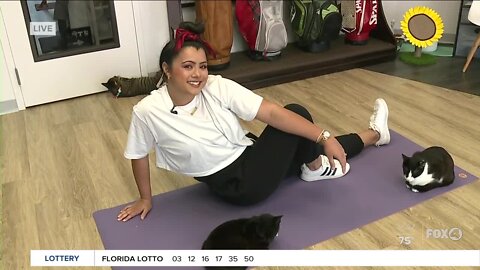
[101,82,109,88]
[274,216,282,226]
[402,154,409,161]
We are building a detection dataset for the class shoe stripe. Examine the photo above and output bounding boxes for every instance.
[320,167,330,176]
[331,168,337,175]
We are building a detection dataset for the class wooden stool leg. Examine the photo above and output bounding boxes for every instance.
[463,33,480,72]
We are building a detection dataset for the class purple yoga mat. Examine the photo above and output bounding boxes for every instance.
[93,131,476,269]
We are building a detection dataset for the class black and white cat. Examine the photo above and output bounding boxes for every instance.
[402,146,455,193]
[202,214,282,270]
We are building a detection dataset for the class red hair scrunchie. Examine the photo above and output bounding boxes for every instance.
[174,28,216,58]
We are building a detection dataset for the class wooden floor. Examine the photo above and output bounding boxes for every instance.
[365,56,480,97]
[1,69,480,270]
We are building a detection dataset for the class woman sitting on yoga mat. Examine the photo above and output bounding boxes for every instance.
[117,22,390,222]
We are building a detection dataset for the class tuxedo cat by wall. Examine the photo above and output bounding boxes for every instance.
[101,72,162,98]
[202,213,282,270]
[402,146,455,193]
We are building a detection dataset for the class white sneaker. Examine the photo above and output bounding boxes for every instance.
[369,98,390,146]
[300,155,350,181]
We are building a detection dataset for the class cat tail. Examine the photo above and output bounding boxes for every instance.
[444,168,456,185]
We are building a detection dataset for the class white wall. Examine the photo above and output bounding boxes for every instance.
[383,1,461,42]
[132,1,170,76]
[1,41,16,102]
[0,6,18,103]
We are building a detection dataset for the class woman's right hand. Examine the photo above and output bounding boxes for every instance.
[117,198,152,222]
[322,137,347,174]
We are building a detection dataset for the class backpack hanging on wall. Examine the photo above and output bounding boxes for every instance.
[196,0,234,70]
[342,0,378,45]
[290,0,342,52]
[235,0,288,61]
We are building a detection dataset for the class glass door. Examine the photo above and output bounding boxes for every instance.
[0,0,141,107]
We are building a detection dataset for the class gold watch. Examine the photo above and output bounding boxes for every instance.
[320,130,331,142]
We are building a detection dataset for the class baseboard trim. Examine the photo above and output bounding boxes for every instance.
[0,99,19,115]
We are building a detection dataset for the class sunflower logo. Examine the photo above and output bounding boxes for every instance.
[401,6,444,49]
[399,6,444,65]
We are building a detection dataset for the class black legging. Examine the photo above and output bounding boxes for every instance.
[195,104,364,205]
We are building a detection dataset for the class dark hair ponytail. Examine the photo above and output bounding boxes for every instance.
[179,21,205,35]
[158,22,208,83]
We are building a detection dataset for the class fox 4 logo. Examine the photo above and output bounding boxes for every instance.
[426,228,463,241]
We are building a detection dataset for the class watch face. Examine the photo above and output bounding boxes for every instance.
[323,131,331,140]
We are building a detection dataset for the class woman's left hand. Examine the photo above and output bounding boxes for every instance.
[322,137,347,173]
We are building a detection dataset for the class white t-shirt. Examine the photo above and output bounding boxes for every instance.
[124,75,263,177]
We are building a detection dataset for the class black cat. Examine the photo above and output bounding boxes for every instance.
[202,214,282,270]
[402,146,455,192]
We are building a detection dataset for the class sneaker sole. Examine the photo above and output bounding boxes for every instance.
[301,163,351,181]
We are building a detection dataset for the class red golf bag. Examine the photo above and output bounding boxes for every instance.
[343,0,378,45]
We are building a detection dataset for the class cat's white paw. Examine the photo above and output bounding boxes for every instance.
[411,188,419,193]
